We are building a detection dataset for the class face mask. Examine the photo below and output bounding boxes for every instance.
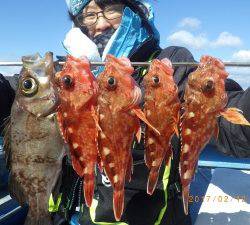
[92,28,116,56]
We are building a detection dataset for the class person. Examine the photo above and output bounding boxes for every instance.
[49,1,250,225]
[0,0,249,225]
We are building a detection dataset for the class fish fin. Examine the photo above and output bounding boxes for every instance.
[220,108,250,126]
[2,115,11,128]
[147,168,160,195]
[8,174,26,206]
[2,116,11,169]
[3,118,26,206]
[135,124,142,143]
[113,189,124,221]
[144,144,151,168]
[147,145,172,195]
[131,108,160,135]
[56,113,68,143]
[213,122,219,140]
[83,172,95,207]
[92,105,102,132]
[182,185,190,215]
[173,111,180,137]
[173,125,179,137]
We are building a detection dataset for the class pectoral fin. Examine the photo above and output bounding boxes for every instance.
[174,125,179,137]
[92,106,102,132]
[220,107,250,126]
[173,111,180,137]
[8,174,26,206]
[131,108,160,135]
[135,124,142,143]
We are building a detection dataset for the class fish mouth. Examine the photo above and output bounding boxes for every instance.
[37,93,60,118]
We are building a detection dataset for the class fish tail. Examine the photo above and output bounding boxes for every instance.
[83,173,95,207]
[147,168,160,195]
[113,189,124,221]
[182,185,190,215]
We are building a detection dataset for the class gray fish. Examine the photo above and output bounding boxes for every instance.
[4,52,65,225]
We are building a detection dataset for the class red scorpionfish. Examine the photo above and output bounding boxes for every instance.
[55,55,99,207]
[143,58,180,195]
[180,55,250,215]
[97,54,159,221]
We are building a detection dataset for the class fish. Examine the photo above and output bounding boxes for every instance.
[55,55,99,207]
[97,54,159,221]
[179,55,250,215]
[143,58,180,195]
[3,52,65,225]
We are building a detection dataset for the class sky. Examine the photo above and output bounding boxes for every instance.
[0,0,250,89]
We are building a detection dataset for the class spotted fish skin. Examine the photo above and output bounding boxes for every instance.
[180,55,250,215]
[143,59,180,195]
[4,52,65,225]
[97,55,148,221]
[55,55,99,207]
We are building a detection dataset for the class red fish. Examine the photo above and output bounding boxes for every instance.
[55,55,99,207]
[143,58,180,195]
[180,55,250,215]
[97,54,159,221]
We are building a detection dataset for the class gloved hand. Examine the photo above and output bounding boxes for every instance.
[0,73,15,134]
[63,27,101,62]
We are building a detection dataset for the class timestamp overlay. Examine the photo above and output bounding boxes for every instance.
[192,168,250,225]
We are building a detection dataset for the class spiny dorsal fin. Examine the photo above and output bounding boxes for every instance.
[22,53,42,68]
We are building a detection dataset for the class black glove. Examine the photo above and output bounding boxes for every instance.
[0,73,15,134]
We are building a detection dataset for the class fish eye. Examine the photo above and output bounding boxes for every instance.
[20,77,38,96]
[202,79,214,93]
[107,76,117,89]
[61,75,73,88]
[152,75,160,85]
